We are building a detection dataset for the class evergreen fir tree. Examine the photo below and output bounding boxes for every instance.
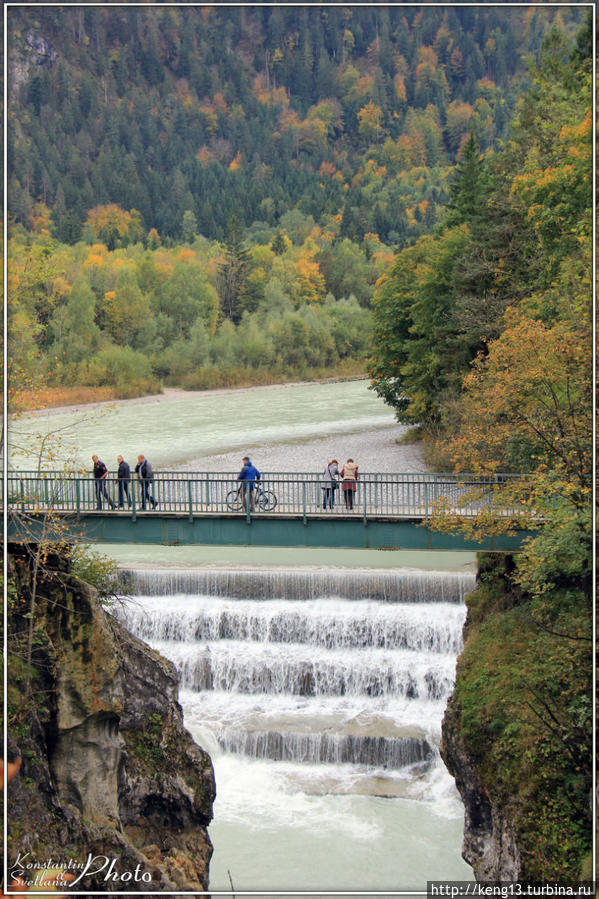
[270,231,287,255]
[445,131,487,226]
[182,209,198,244]
[217,216,257,324]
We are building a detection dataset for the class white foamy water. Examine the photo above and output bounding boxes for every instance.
[151,638,457,699]
[120,566,474,603]
[118,594,466,652]
[114,565,474,890]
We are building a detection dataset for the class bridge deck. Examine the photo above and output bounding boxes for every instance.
[6,470,524,517]
[6,471,534,551]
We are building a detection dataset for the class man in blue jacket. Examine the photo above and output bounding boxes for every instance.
[237,456,260,511]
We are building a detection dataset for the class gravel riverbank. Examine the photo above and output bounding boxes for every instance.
[169,423,426,474]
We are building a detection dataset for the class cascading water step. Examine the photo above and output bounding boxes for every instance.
[114,563,469,785]
[151,639,457,699]
[118,595,465,653]
[176,690,433,767]
[216,729,432,769]
[119,566,475,603]
[178,689,449,738]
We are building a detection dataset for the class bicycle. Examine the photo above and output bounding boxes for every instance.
[225,483,278,512]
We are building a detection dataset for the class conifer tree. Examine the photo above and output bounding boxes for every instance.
[217,216,257,324]
[270,231,287,256]
[182,210,198,244]
[445,131,487,226]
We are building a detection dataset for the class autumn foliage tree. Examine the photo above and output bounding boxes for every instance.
[435,310,591,596]
[369,21,591,430]
[365,21,593,879]
[434,310,592,881]
[85,205,144,250]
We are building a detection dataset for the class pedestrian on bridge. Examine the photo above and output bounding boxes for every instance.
[135,454,157,510]
[321,459,339,510]
[92,455,115,510]
[117,455,132,508]
[340,458,359,511]
[237,456,260,512]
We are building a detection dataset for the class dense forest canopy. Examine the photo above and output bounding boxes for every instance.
[368,17,591,445]
[8,4,579,245]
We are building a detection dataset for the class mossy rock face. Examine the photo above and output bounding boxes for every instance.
[112,619,215,820]
[7,544,215,892]
[441,551,592,883]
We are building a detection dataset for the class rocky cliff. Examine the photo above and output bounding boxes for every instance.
[441,693,521,880]
[440,554,522,881]
[6,544,215,892]
[440,553,592,883]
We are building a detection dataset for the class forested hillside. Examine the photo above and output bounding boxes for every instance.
[369,17,591,449]
[8,5,577,244]
[6,5,581,406]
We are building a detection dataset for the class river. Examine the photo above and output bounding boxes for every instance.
[10,380,474,891]
[8,379,426,473]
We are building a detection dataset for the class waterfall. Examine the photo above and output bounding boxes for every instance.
[119,567,474,603]
[118,595,467,652]
[151,639,456,699]
[215,730,432,768]
[114,566,472,778]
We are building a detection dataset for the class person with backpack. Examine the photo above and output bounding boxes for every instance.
[135,454,157,509]
[320,459,339,510]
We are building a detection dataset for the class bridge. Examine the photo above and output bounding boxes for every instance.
[6,470,535,552]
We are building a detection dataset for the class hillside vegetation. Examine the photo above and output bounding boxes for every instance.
[8,5,577,243]
[6,5,579,405]
[367,16,592,880]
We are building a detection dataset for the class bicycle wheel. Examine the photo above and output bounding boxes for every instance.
[225,488,243,511]
[257,489,277,512]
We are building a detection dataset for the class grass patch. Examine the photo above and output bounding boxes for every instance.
[14,365,368,413]
[11,386,122,412]
[177,360,366,391]
[123,713,166,773]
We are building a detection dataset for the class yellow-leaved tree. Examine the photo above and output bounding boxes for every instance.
[432,309,592,602]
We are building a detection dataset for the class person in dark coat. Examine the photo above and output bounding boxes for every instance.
[237,456,261,511]
[92,455,115,510]
[135,454,157,509]
[320,459,339,510]
[117,455,131,508]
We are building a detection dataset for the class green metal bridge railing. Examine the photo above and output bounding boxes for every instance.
[5,471,526,522]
